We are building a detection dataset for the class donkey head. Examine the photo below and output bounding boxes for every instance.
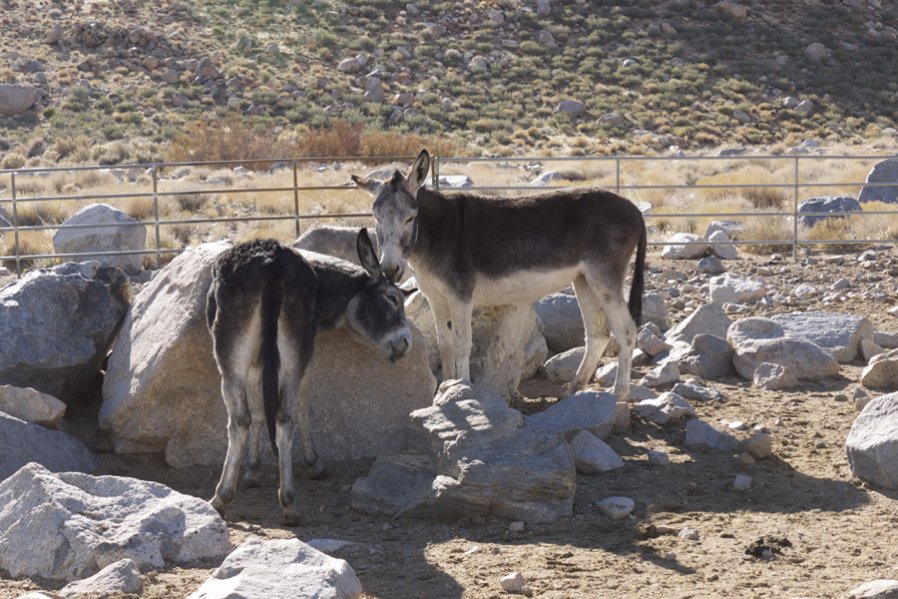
[351,149,430,283]
[344,228,414,361]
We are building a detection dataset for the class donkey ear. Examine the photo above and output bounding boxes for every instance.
[356,228,381,277]
[406,149,430,193]
[352,174,382,196]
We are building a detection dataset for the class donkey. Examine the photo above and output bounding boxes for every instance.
[352,150,646,400]
[206,229,413,525]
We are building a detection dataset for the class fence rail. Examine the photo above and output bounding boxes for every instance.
[1,152,896,277]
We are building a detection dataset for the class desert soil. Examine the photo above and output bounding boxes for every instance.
[2,247,898,599]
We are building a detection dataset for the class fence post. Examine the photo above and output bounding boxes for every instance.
[432,155,440,190]
[293,160,301,239]
[10,172,20,277]
[793,156,799,260]
[615,157,621,195]
[152,166,161,268]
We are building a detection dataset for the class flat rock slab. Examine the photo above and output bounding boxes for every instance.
[0,412,98,481]
[709,272,767,304]
[188,538,362,599]
[59,559,143,598]
[353,381,577,523]
[846,393,898,490]
[0,463,231,582]
[0,385,66,427]
[0,262,129,403]
[728,317,840,381]
[525,390,617,441]
[770,311,873,363]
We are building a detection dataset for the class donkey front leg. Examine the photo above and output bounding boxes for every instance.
[447,296,474,382]
[211,377,250,518]
[427,294,458,380]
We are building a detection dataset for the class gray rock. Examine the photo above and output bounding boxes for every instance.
[0,463,230,582]
[554,100,585,118]
[861,349,898,391]
[525,390,617,441]
[862,338,886,363]
[0,262,129,403]
[53,203,146,274]
[639,361,680,388]
[194,56,220,79]
[874,331,898,349]
[438,174,474,188]
[530,171,565,186]
[733,474,752,490]
[0,84,37,116]
[637,323,671,356]
[671,381,725,402]
[742,432,773,460]
[535,292,583,353]
[795,99,814,117]
[846,393,898,489]
[845,579,898,599]
[647,450,670,465]
[0,413,98,481]
[59,559,143,598]
[770,311,874,363]
[798,196,862,228]
[596,496,634,520]
[353,381,577,523]
[677,334,735,380]
[753,362,800,390]
[707,230,738,260]
[294,225,379,269]
[406,292,543,399]
[661,233,709,260]
[101,242,435,467]
[0,385,66,427]
[728,317,841,381]
[188,538,362,599]
[500,572,526,594]
[709,272,767,304]
[569,430,624,474]
[697,255,726,275]
[543,346,584,383]
[859,159,898,204]
[633,392,695,425]
[642,292,671,331]
[666,303,731,344]
[685,419,739,451]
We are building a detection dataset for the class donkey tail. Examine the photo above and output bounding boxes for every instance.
[260,267,283,457]
[628,225,647,327]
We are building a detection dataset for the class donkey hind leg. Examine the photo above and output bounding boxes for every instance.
[447,296,474,382]
[569,275,611,393]
[240,415,264,488]
[289,336,324,480]
[428,294,457,380]
[211,374,251,518]
[584,271,637,401]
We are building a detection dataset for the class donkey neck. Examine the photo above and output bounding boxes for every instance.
[410,187,456,262]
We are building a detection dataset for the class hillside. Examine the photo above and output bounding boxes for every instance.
[1,0,897,166]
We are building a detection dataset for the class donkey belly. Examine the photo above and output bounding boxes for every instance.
[472,265,580,305]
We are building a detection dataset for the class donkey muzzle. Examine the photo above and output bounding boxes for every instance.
[389,333,412,361]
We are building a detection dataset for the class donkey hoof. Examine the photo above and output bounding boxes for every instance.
[307,459,326,480]
[210,497,227,519]
[282,511,300,527]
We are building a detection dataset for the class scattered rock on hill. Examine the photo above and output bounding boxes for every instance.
[0,84,36,116]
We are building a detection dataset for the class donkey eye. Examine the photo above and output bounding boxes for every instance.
[404,217,414,225]
[386,294,400,306]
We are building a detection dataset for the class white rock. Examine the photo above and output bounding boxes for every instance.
[499,571,525,594]
[861,338,884,363]
[0,385,65,427]
[639,361,680,388]
[678,527,700,540]
[59,559,143,597]
[707,230,738,260]
[53,203,146,274]
[188,538,362,599]
[0,463,231,582]
[597,496,635,520]
[845,579,898,599]
[753,362,800,390]
[637,324,671,356]
[570,430,624,474]
[846,393,898,489]
[709,272,767,304]
[661,233,709,260]
[665,303,731,344]
[633,392,695,425]
[543,347,585,383]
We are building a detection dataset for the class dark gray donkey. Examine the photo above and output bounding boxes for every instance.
[352,150,646,400]
[206,230,413,525]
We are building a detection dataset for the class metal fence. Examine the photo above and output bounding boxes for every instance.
[1,152,896,277]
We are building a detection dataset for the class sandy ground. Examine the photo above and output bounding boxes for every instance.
[2,248,898,598]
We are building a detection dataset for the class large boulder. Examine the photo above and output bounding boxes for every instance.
[406,292,545,399]
[188,538,362,599]
[846,393,898,490]
[798,196,862,228]
[0,84,37,116]
[535,292,583,353]
[100,242,437,467]
[352,381,578,523]
[769,311,874,363]
[0,462,231,582]
[858,159,898,204]
[727,317,840,381]
[53,203,147,274]
[0,413,98,481]
[0,262,129,403]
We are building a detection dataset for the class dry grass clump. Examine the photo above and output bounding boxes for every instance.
[694,165,789,210]
[0,230,57,270]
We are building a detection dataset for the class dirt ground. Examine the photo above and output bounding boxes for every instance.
[3,248,898,599]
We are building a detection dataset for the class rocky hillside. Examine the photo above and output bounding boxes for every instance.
[1,0,897,164]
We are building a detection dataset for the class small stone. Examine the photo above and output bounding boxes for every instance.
[737,451,756,465]
[733,474,752,490]
[742,432,773,460]
[508,521,525,533]
[597,496,635,520]
[678,527,700,541]
[647,450,670,466]
[500,571,525,594]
